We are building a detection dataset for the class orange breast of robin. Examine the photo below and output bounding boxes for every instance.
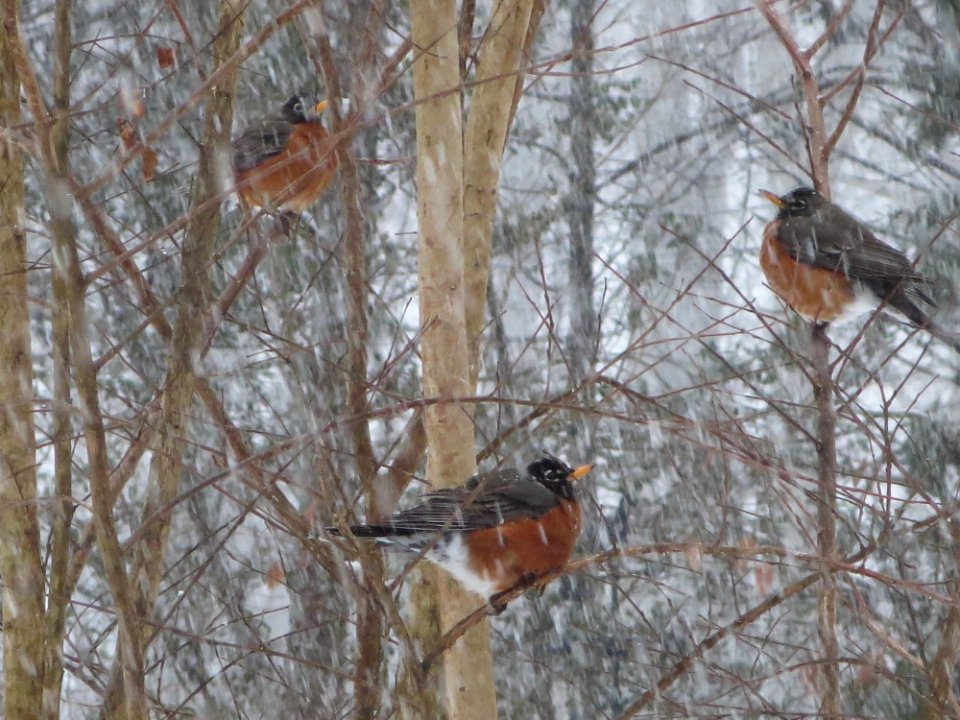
[235,123,338,213]
[462,497,582,594]
[760,221,855,323]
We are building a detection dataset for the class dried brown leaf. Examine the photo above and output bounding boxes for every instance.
[141,147,157,181]
[156,46,175,68]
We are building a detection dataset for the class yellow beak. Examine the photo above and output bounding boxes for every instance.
[569,464,594,481]
[314,99,329,113]
[758,189,785,209]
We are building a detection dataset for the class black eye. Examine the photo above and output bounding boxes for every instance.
[294,102,303,114]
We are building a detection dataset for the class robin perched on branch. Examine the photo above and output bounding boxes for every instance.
[758,186,959,353]
[232,93,338,215]
[329,456,593,607]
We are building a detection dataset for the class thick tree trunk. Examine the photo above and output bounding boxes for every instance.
[408,1,498,717]
[405,2,543,715]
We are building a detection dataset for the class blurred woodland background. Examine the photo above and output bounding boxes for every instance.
[1,0,960,718]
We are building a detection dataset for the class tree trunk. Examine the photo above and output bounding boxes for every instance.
[0,4,44,717]
[565,0,598,384]
[758,5,847,715]
[463,0,538,385]
[406,1,543,715]
[43,2,77,717]
[408,1,498,717]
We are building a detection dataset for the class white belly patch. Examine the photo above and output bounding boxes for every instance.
[427,534,500,598]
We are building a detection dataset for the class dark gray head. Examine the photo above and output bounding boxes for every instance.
[279,94,327,123]
[526,456,593,499]
[280,94,309,122]
[759,186,827,220]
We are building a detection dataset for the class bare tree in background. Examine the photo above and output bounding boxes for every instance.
[566,0,598,385]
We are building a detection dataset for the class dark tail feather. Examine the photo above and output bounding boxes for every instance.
[894,298,960,355]
[928,323,960,355]
[325,524,418,538]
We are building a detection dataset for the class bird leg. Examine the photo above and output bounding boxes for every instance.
[278,211,301,236]
[487,592,511,615]
[487,571,549,613]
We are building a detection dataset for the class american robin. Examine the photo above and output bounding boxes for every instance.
[759,186,960,352]
[329,456,593,604]
[231,94,338,214]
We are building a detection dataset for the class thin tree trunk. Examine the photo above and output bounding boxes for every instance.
[97,2,245,718]
[6,1,148,713]
[922,519,960,719]
[0,3,44,717]
[811,324,841,720]
[758,5,848,715]
[43,2,77,717]
[314,29,385,719]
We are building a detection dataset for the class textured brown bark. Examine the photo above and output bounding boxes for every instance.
[0,3,45,717]
[810,324,840,720]
[8,1,147,716]
[375,0,543,526]
[57,95,147,720]
[132,0,244,624]
[380,0,542,518]
[403,3,542,714]
[409,0,498,717]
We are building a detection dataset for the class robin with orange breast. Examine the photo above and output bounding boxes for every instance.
[232,93,338,216]
[758,186,960,353]
[329,456,593,608]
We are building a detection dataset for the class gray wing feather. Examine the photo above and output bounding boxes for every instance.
[383,469,559,532]
[232,120,293,172]
[779,207,935,307]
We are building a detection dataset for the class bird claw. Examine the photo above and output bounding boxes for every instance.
[525,582,547,599]
[487,572,549,613]
[487,591,510,615]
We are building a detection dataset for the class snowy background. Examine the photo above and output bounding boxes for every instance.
[4,0,960,718]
